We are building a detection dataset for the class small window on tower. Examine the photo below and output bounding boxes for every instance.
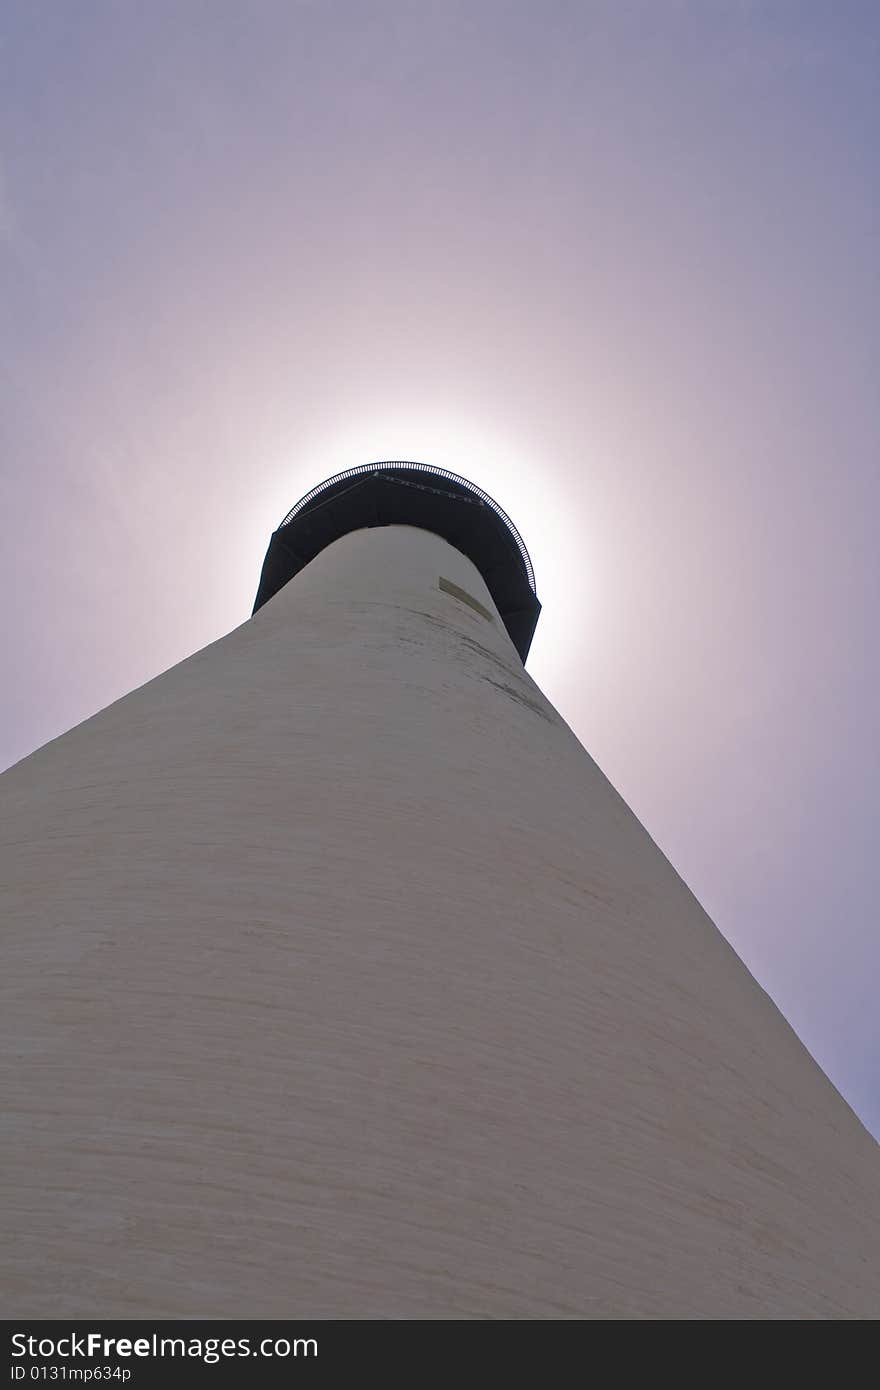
[438,576,494,622]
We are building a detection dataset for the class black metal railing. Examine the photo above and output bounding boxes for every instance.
[278,461,536,594]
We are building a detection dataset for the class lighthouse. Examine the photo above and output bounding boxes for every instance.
[2,461,878,1318]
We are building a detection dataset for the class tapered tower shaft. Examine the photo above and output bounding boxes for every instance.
[2,480,878,1318]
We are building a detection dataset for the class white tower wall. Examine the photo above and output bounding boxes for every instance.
[2,524,878,1318]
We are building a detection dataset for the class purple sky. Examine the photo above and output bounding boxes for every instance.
[2,3,878,1137]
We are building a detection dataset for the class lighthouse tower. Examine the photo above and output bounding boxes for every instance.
[2,462,878,1319]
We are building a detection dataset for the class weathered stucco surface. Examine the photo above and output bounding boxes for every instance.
[2,525,878,1318]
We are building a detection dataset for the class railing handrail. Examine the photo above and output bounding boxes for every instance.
[278,461,536,594]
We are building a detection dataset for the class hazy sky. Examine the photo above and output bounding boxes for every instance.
[1,2,878,1136]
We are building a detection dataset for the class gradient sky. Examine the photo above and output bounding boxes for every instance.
[1,2,878,1136]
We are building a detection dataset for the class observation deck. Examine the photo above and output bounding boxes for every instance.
[253,462,541,662]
